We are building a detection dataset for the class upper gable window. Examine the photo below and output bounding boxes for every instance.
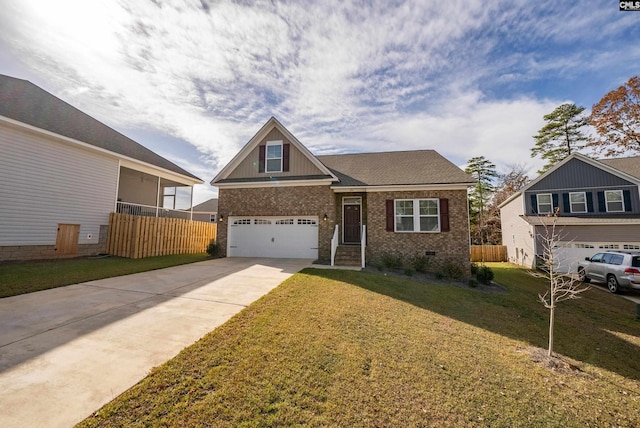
[266,140,283,173]
[605,190,624,212]
[569,192,587,213]
[537,193,553,214]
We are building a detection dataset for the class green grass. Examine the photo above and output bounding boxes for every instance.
[78,263,640,427]
[0,253,211,298]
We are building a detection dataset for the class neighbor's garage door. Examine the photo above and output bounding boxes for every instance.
[227,216,319,259]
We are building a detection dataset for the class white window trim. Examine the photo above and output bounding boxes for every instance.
[605,190,624,212]
[569,192,587,213]
[536,193,552,214]
[265,140,283,173]
[394,198,440,233]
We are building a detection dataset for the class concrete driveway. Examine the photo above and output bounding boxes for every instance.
[0,257,311,428]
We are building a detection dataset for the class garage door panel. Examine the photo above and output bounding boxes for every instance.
[228,216,318,259]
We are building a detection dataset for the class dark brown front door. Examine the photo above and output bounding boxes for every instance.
[343,204,361,243]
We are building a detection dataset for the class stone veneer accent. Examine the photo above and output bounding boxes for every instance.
[366,190,471,273]
[0,225,109,262]
[217,186,337,260]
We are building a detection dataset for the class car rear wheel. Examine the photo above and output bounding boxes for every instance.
[607,275,619,294]
[578,268,590,283]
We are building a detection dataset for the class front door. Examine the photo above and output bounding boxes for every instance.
[343,204,361,243]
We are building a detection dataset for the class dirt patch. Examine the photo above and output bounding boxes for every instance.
[520,346,584,374]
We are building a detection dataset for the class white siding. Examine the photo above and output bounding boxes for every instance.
[0,123,118,245]
[500,194,536,268]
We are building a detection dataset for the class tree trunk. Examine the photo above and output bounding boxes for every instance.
[548,304,555,357]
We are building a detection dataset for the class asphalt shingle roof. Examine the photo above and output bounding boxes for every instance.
[317,150,474,186]
[599,156,640,180]
[0,74,201,181]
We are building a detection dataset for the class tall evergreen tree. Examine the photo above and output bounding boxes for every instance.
[465,156,498,246]
[531,103,588,174]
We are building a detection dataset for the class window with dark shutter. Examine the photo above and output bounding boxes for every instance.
[283,143,290,172]
[530,194,538,214]
[623,190,632,212]
[440,198,450,232]
[597,191,606,212]
[258,145,265,173]
[386,200,394,231]
[586,192,594,212]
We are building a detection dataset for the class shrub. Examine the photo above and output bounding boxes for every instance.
[470,262,479,275]
[411,254,432,274]
[476,265,494,285]
[206,240,221,257]
[468,279,479,288]
[441,262,464,281]
[435,272,445,280]
[380,253,404,269]
[404,268,414,277]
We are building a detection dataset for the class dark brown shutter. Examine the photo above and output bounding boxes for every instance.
[283,143,290,172]
[440,198,450,232]
[258,145,265,173]
[385,200,394,232]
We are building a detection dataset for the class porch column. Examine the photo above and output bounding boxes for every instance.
[156,176,161,217]
[189,186,194,220]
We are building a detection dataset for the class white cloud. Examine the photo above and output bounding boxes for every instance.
[0,0,634,201]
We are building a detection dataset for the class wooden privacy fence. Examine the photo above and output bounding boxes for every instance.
[106,213,217,259]
[470,245,507,262]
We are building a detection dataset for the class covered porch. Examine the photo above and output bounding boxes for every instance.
[116,166,196,220]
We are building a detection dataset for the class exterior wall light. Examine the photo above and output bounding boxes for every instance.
[323,213,329,221]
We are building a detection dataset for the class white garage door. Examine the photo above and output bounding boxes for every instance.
[227,216,319,259]
[552,242,640,273]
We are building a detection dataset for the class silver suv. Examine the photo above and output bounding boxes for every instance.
[577,251,640,293]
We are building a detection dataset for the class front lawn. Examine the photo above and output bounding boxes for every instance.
[0,253,211,298]
[79,263,640,427]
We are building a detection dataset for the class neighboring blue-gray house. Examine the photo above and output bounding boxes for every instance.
[500,153,640,272]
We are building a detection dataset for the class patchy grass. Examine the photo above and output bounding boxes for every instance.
[79,263,640,427]
[0,254,210,298]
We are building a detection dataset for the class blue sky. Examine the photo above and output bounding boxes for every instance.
[1,0,638,204]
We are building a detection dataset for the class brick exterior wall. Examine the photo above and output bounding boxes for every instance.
[366,190,471,273]
[217,186,471,271]
[217,186,337,260]
[0,225,109,262]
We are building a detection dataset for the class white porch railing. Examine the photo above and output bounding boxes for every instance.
[361,224,367,268]
[330,224,339,267]
[116,202,192,220]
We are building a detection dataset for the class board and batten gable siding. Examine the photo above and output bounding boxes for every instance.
[226,127,325,179]
[528,158,635,191]
[525,158,639,216]
[0,122,118,246]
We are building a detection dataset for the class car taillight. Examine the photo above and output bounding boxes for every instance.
[624,268,640,274]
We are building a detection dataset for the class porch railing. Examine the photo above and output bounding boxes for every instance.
[330,224,339,267]
[116,202,192,220]
[361,224,366,268]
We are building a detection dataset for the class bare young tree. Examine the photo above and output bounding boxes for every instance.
[533,209,589,357]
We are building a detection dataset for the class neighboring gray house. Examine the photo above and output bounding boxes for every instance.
[192,198,218,223]
[500,153,640,272]
[212,117,475,269]
[0,74,202,261]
